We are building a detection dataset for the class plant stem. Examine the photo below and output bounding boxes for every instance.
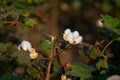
[45,48,54,80]
[101,40,114,58]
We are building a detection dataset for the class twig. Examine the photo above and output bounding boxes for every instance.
[45,48,54,80]
[32,63,41,71]
[101,40,114,58]
[45,36,55,80]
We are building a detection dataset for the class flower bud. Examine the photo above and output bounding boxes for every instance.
[29,52,38,59]
[28,48,36,53]
[18,40,32,51]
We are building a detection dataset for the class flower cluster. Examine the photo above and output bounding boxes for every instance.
[63,28,83,44]
[18,40,38,59]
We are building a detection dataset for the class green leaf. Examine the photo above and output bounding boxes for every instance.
[12,50,31,66]
[96,59,108,70]
[100,70,107,75]
[35,54,43,62]
[101,1,112,13]
[0,19,3,27]
[89,47,99,59]
[25,19,37,27]
[52,59,60,73]
[21,11,30,17]
[0,43,12,53]
[0,13,8,19]
[41,39,54,51]
[101,15,120,35]
[7,9,21,18]
[65,62,94,79]
[27,66,40,78]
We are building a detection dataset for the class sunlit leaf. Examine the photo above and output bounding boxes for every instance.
[96,59,108,70]
[101,15,120,35]
[100,70,107,75]
[41,39,54,51]
[21,11,30,17]
[25,19,37,27]
[65,62,94,79]
[89,47,99,59]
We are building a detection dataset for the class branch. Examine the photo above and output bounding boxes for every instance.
[45,36,55,80]
[101,40,114,58]
[45,47,54,80]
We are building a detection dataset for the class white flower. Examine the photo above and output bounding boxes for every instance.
[66,32,73,41]
[74,36,83,44]
[63,29,83,44]
[73,31,79,38]
[64,28,71,35]
[18,40,32,51]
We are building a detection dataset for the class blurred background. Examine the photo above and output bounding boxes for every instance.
[0,0,120,44]
[0,0,120,79]
[0,0,120,63]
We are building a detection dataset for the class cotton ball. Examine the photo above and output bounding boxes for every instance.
[66,33,74,41]
[74,36,83,44]
[73,31,79,37]
[19,40,32,51]
[64,28,71,35]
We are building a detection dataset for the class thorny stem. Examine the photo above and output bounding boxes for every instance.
[45,37,55,80]
[33,27,56,80]
[45,48,54,80]
[101,40,114,58]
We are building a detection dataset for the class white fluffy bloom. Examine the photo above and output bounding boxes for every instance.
[73,31,79,37]
[63,29,83,44]
[66,32,74,41]
[18,40,32,51]
[74,36,83,44]
[64,28,71,35]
